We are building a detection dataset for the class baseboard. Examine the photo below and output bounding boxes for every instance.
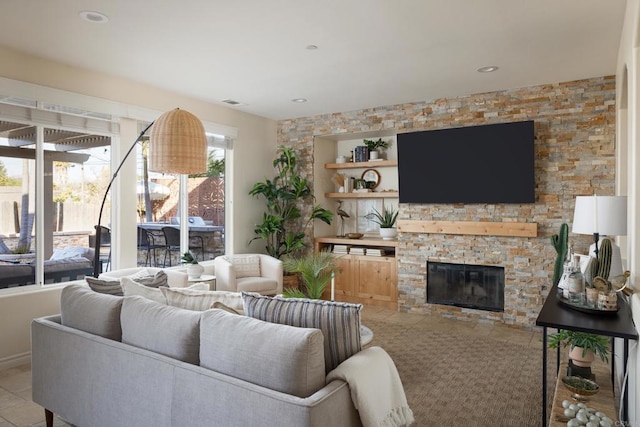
[0,351,31,371]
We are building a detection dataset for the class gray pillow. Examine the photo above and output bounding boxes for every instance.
[200,309,325,398]
[60,284,123,341]
[134,270,168,288]
[242,293,362,372]
[121,296,201,364]
[86,277,123,296]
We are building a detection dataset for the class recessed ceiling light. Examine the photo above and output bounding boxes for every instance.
[79,10,109,24]
[291,98,307,103]
[477,66,499,73]
[306,45,319,50]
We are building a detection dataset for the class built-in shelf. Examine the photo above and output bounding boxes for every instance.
[325,192,399,199]
[315,236,399,248]
[325,160,397,169]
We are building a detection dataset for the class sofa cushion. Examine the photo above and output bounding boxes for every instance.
[42,257,92,272]
[200,309,325,398]
[228,255,261,278]
[160,287,243,312]
[121,277,166,304]
[85,277,123,296]
[60,284,123,341]
[242,293,363,372]
[121,296,201,364]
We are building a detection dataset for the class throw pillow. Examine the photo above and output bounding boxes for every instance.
[161,287,243,312]
[60,284,123,341]
[134,270,168,288]
[200,309,325,398]
[242,293,363,372]
[211,301,240,315]
[228,255,261,278]
[121,296,201,364]
[121,277,166,304]
[86,277,123,296]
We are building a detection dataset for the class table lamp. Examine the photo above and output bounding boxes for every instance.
[571,195,627,279]
[92,108,207,277]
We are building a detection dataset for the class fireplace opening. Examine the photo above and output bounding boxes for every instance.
[426,261,504,312]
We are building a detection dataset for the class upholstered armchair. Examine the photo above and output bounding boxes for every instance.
[213,254,283,296]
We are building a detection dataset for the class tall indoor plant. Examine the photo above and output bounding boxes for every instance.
[249,145,333,259]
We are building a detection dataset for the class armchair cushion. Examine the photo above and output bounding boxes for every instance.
[227,254,261,278]
[242,293,363,373]
[214,254,283,296]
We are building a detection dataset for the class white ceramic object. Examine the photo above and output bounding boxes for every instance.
[379,227,397,240]
[369,150,379,160]
[187,263,204,279]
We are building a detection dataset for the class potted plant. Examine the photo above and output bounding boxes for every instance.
[363,138,390,160]
[365,206,399,240]
[249,145,333,260]
[548,330,609,367]
[181,251,203,279]
[282,250,341,299]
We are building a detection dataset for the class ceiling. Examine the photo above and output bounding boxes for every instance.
[0,0,627,121]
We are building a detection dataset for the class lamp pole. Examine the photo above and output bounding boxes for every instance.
[92,122,154,277]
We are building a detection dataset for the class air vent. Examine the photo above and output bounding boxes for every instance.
[221,99,246,106]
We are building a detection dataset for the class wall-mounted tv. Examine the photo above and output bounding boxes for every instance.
[397,121,535,204]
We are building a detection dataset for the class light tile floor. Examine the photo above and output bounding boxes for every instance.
[0,306,542,426]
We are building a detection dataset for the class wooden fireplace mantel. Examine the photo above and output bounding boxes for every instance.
[397,220,538,238]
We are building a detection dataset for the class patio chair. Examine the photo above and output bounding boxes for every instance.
[137,227,164,267]
[161,226,204,267]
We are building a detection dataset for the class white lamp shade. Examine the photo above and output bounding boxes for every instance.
[572,195,627,236]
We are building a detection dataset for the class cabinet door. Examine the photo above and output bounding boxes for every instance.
[333,256,355,297]
[356,257,397,302]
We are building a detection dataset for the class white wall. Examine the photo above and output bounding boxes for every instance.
[616,0,640,423]
[0,46,277,366]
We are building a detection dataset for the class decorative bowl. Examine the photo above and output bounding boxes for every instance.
[562,376,599,398]
[346,233,364,239]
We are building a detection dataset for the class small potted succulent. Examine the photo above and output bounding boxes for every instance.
[548,330,609,367]
[181,251,203,279]
[363,138,390,160]
[365,206,398,240]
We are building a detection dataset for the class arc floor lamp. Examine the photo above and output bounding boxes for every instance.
[92,108,207,277]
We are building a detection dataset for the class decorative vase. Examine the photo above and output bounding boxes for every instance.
[187,263,204,279]
[369,150,379,160]
[379,227,397,240]
[569,346,595,368]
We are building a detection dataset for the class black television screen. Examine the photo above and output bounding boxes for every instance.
[397,121,535,204]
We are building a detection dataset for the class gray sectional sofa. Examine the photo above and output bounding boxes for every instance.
[31,285,362,427]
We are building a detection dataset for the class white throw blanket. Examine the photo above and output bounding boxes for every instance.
[327,346,414,427]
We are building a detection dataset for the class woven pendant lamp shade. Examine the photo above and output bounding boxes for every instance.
[149,108,207,174]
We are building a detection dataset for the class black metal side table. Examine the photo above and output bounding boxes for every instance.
[536,284,637,426]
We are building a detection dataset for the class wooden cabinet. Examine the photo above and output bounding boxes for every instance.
[316,237,398,308]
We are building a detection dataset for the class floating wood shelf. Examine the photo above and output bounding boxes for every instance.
[398,220,538,237]
[325,160,397,169]
[325,192,399,199]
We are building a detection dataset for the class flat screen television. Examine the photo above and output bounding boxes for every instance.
[397,121,535,204]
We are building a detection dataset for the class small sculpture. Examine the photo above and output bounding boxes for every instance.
[336,200,350,237]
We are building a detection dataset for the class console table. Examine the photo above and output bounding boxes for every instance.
[536,284,637,426]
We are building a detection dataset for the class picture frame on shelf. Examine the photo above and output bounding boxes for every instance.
[356,199,383,233]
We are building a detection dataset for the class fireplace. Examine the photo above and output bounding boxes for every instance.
[426,261,505,312]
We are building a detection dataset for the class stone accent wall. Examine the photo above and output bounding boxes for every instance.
[278,76,616,328]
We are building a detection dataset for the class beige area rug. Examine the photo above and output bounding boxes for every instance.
[365,319,554,426]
